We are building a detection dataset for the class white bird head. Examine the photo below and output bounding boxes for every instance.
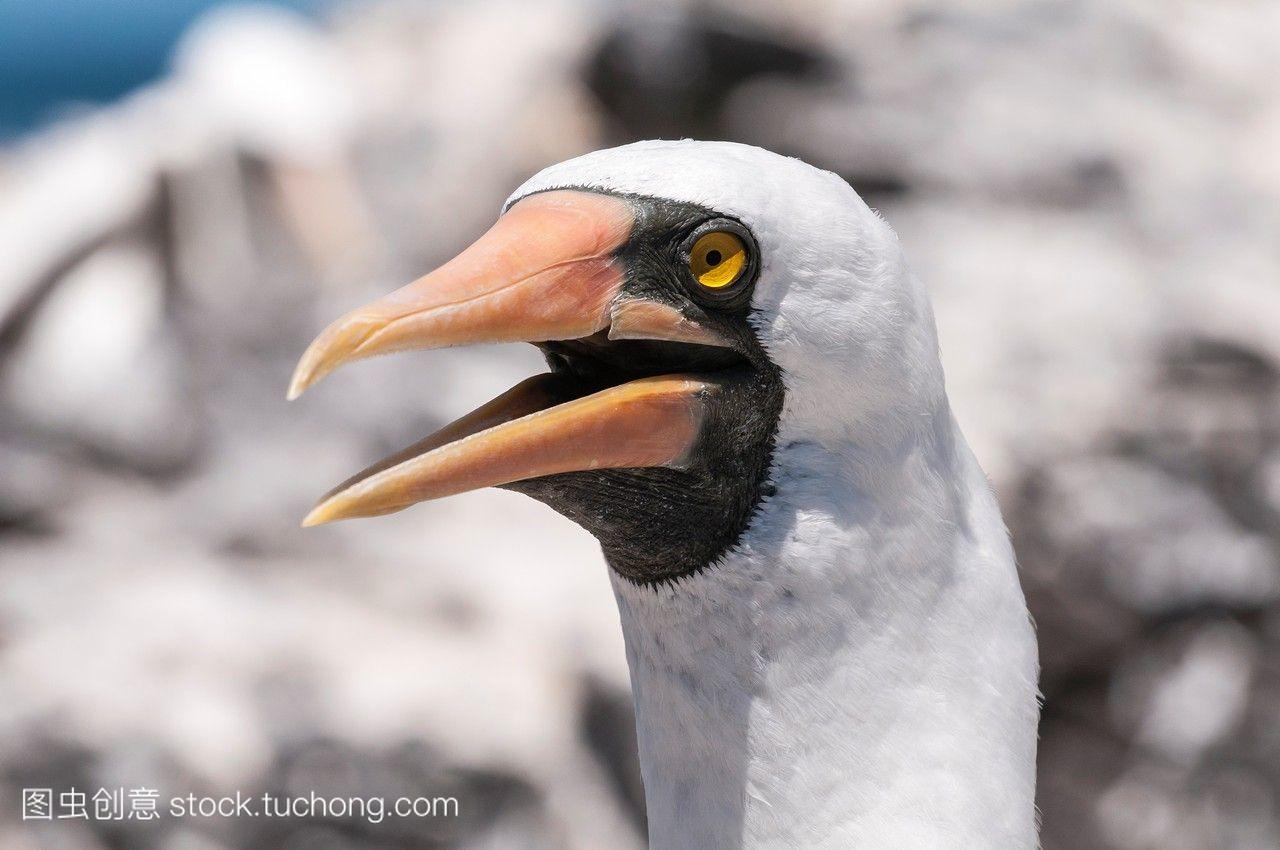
[511,140,947,447]
[288,140,946,582]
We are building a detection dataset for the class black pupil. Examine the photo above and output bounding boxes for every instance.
[705,249,723,266]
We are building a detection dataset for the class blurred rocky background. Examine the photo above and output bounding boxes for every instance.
[1,0,1278,847]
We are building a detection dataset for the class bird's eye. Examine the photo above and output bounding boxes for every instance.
[689,231,747,289]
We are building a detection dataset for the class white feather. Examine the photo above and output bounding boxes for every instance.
[513,141,1040,849]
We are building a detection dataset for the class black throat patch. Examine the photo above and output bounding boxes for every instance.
[502,192,785,585]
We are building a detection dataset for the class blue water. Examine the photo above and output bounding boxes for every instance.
[0,0,331,137]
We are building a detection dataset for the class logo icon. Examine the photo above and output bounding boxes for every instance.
[22,789,53,821]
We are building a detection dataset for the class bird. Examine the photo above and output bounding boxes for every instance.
[287,140,1040,849]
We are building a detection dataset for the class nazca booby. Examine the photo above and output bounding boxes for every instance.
[289,140,1040,849]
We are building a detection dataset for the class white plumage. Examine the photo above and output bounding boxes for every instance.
[512,141,1041,849]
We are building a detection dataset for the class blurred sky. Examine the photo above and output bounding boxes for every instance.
[0,0,332,136]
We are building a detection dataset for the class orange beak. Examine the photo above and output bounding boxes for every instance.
[289,190,731,526]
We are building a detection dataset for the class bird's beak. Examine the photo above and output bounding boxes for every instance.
[289,190,729,526]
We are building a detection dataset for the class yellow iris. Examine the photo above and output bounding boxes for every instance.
[689,231,747,289]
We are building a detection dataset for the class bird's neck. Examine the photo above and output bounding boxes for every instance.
[610,410,1040,850]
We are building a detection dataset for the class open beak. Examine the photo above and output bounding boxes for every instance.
[289,190,730,526]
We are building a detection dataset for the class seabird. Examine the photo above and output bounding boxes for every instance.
[288,140,1040,849]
